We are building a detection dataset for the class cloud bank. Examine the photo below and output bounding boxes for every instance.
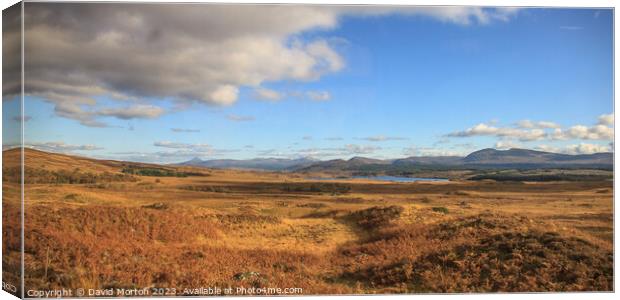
[448,114,614,142]
[5,4,520,127]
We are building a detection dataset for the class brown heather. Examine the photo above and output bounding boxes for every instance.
[1,148,614,295]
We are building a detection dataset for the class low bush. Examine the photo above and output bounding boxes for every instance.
[5,167,138,184]
[347,206,404,229]
[431,207,449,214]
[122,167,205,177]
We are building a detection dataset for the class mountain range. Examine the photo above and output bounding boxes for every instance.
[177,157,318,171]
[178,148,613,171]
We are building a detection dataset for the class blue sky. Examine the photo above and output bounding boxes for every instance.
[4,5,614,163]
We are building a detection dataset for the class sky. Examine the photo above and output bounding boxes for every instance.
[2,4,614,163]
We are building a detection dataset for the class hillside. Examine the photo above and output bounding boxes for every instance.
[2,148,211,184]
[4,147,121,173]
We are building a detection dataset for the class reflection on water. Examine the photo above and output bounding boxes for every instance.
[309,175,449,182]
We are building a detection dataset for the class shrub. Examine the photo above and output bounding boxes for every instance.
[8,167,137,184]
[432,207,449,214]
[347,206,404,229]
[281,183,351,194]
[122,167,206,177]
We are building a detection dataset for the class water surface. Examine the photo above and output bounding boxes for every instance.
[309,175,448,183]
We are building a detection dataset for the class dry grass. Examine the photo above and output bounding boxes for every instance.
[339,213,612,293]
[1,148,614,295]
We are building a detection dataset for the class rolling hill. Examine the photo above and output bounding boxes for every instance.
[179,148,613,172]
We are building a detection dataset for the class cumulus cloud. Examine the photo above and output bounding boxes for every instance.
[495,140,522,150]
[254,88,283,102]
[5,4,520,127]
[12,4,346,127]
[47,102,166,127]
[325,137,344,141]
[449,114,614,143]
[552,125,614,140]
[27,141,103,153]
[97,104,165,120]
[516,120,560,129]
[598,113,614,126]
[302,135,313,140]
[227,114,255,122]
[447,123,546,141]
[565,143,611,154]
[536,143,611,155]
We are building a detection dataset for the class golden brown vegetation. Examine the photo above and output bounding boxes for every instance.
[2,148,614,295]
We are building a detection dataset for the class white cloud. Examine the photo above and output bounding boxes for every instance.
[209,85,239,106]
[517,120,560,129]
[254,87,283,102]
[98,104,165,120]
[27,141,103,153]
[557,124,614,140]
[516,120,534,129]
[598,113,614,126]
[537,121,561,129]
[227,114,255,122]
[495,140,522,150]
[450,114,614,143]
[447,123,545,141]
[537,143,612,155]
[565,143,611,154]
[448,123,498,136]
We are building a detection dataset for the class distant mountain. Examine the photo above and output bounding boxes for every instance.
[177,157,318,171]
[178,148,613,172]
[294,156,392,172]
[462,148,613,166]
[348,156,392,165]
[392,156,462,166]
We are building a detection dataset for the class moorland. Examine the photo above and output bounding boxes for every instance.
[1,147,614,295]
